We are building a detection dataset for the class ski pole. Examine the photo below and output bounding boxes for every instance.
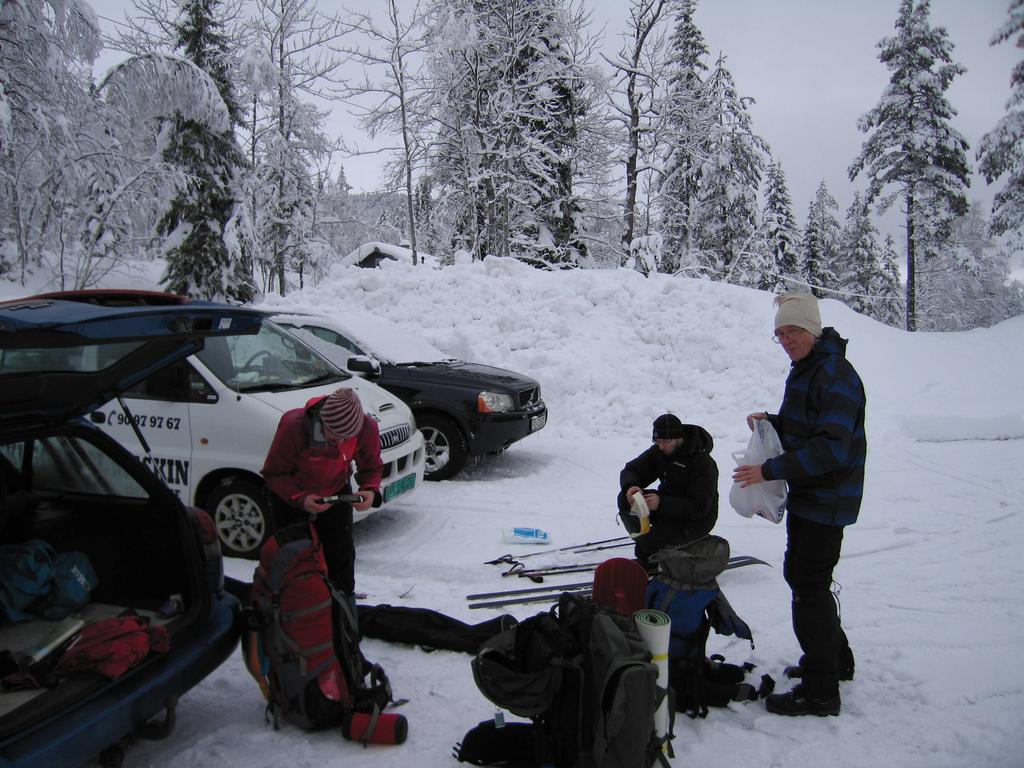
[502,559,610,581]
[573,541,636,554]
[503,559,606,575]
[484,535,630,565]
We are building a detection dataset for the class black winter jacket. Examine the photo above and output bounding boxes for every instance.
[619,424,719,542]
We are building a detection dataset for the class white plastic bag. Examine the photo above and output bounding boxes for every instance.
[729,419,787,524]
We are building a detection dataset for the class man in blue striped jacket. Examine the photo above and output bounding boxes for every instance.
[733,292,866,717]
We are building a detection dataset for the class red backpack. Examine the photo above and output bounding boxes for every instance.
[243,523,400,737]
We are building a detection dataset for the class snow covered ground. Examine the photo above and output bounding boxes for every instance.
[7,260,1024,767]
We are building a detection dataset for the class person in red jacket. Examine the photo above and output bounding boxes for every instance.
[262,387,383,595]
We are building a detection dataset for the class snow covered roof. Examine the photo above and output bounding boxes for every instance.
[339,241,436,269]
[266,310,452,366]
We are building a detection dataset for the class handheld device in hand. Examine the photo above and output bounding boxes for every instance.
[315,493,362,505]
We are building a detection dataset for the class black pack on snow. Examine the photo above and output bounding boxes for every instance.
[453,719,538,767]
[647,535,758,718]
[469,592,671,768]
[242,523,402,738]
[357,604,517,654]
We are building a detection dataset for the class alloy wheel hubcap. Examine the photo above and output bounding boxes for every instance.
[423,427,450,472]
[215,493,265,552]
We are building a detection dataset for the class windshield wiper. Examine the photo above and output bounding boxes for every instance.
[297,373,347,386]
[237,383,303,393]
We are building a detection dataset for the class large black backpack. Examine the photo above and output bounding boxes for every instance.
[468,593,671,768]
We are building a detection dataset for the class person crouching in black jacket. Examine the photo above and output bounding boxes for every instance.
[617,413,719,568]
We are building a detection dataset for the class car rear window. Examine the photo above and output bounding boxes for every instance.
[1,435,146,498]
[0,341,144,374]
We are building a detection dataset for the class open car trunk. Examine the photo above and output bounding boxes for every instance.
[0,425,210,741]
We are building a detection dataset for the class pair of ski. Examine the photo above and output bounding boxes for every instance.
[501,553,769,583]
[514,557,649,617]
[485,535,633,568]
[468,554,769,610]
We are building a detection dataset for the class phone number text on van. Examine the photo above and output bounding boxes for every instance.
[108,411,183,430]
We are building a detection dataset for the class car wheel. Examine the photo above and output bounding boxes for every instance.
[419,414,468,481]
[206,478,270,558]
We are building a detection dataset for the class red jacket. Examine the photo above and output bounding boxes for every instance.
[261,395,384,508]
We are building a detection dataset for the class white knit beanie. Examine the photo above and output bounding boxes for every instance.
[773,293,822,337]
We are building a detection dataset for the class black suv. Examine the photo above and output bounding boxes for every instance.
[272,312,547,480]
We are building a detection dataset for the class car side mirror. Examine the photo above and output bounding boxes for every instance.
[347,356,382,377]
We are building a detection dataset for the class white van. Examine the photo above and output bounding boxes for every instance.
[87,314,425,557]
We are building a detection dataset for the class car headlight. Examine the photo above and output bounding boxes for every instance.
[408,412,417,432]
[478,391,515,413]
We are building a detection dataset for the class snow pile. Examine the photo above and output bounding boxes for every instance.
[256,257,1024,445]
[258,261,783,443]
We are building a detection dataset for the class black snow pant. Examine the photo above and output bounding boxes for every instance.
[616,488,710,569]
[270,493,356,596]
[783,513,851,699]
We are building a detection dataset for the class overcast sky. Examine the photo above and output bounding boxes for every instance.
[678,0,1018,241]
[90,0,1019,245]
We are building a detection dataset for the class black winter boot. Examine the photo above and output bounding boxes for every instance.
[783,645,855,682]
[765,684,840,717]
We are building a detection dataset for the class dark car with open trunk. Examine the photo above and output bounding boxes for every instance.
[0,296,263,767]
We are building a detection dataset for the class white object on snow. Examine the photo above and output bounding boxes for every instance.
[501,527,551,545]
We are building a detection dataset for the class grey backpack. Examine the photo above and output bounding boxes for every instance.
[470,593,672,768]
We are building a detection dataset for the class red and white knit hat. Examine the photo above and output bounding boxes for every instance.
[320,388,364,438]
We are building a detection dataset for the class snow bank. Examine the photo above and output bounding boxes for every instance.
[256,258,1024,446]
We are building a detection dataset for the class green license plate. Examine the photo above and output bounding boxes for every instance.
[384,473,416,502]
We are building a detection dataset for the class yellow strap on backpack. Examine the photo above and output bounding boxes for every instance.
[241,628,271,701]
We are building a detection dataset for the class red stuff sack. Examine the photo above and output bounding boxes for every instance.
[56,616,169,679]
